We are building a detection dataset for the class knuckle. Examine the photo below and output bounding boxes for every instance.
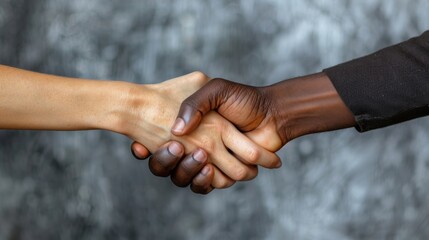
[191,71,207,79]
[231,166,249,181]
[246,148,261,164]
[198,136,216,153]
[190,71,209,83]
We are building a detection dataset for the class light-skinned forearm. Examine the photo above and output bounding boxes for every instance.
[0,66,280,188]
[0,65,134,132]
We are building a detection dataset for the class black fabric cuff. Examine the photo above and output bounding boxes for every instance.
[323,31,429,132]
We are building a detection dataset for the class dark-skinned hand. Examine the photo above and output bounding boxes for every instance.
[132,73,355,194]
[131,77,284,194]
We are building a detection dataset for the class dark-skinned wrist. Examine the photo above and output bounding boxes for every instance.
[262,72,356,142]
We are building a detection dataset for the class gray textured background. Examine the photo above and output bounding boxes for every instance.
[1,0,429,239]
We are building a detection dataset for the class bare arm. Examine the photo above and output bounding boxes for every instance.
[0,66,280,193]
[0,65,128,131]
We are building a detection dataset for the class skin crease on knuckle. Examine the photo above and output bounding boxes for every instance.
[246,147,261,165]
[186,78,226,112]
[178,117,219,154]
[219,125,262,178]
[224,128,262,165]
[200,122,243,169]
[231,165,251,181]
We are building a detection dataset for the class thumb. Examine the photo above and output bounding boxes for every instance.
[171,78,228,136]
[171,103,204,136]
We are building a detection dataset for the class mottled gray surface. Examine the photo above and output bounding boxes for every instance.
[1,0,429,239]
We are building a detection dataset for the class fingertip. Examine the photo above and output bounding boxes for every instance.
[200,164,212,176]
[172,105,203,136]
[269,153,282,169]
[148,142,185,177]
[193,165,213,184]
[170,149,208,187]
[171,118,186,135]
[131,142,151,160]
[275,159,282,168]
[191,165,215,194]
[192,148,208,164]
[167,141,184,157]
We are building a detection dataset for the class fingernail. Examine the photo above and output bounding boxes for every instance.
[192,149,206,163]
[200,166,210,176]
[171,118,185,133]
[275,160,282,168]
[167,142,183,156]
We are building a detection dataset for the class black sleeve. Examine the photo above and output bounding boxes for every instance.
[323,31,429,132]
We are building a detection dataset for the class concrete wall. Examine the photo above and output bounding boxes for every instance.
[0,0,428,239]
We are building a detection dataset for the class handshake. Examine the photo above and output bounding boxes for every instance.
[129,71,286,194]
[125,71,356,194]
[0,66,356,194]
[2,33,425,193]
